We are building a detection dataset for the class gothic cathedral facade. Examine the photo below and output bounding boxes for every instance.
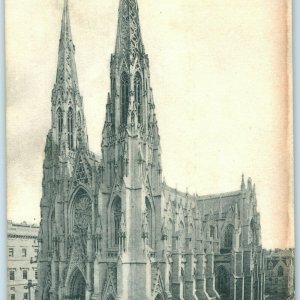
[37,1,265,299]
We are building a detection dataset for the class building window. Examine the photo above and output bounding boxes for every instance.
[24,293,28,300]
[35,270,38,279]
[179,222,185,252]
[112,196,122,245]
[278,266,284,277]
[167,219,173,250]
[21,248,27,257]
[111,78,116,131]
[8,248,14,257]
[120,72,129,125]
[9,270,15,281]
[67,107,74,150]
[23,270,28,280]
[145,198,152,246]
[224,224,234,250]
[57,107,63,137]
[10,287,15,292]
[210,225,215,239]
[10,295,15,300]
[134,72,142,124]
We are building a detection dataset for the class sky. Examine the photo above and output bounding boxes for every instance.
[6,0,293,249]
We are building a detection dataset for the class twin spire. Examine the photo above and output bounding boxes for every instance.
[56,0,144,90]
[115,0,145,60]
[55,0,78,92]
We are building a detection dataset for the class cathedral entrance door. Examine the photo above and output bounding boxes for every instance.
[66,268,86,300]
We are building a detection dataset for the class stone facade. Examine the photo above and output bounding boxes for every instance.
[7,220,39,300]
[264,249,295,300]
[36,1,288,300]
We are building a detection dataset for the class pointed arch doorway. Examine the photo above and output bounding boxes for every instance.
[155,294,164,300]
[66,268,86,300]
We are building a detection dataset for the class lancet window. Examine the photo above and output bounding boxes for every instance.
[120,72,129,125]
[111,78,116,130]
[224,224,234,249]
[167,219,173,250]
[278,266,284,277]
[210,225,215,239]
[57,108,63,138]
[67,107,74,150]
[77,112,81,127]
[145,198,152,246]
[134,72,142,124]
[179,222,185,252]
[112,197,122,245]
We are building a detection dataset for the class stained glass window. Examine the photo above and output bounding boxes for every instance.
[134,73,142,124]
[278,266,284,277]
[120,72,129,125]
[67,107,74,150]
[57,107,63,137]
[112,197,122,245]
[224,224,234,249]
[145,198,152,246]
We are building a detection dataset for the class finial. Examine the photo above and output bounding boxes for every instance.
[241,173,245,191]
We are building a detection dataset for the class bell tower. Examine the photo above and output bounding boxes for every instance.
[98,0,163,299]
[38,2,91,300]
[51,0,88,152]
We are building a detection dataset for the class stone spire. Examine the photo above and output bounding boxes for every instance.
[115,0,145,61]
[55,0,79,92]
[50,0,88,151]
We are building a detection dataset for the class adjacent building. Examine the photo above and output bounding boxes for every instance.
[36,1,293,300]
[264,249,295,300]
[8,221,39,300]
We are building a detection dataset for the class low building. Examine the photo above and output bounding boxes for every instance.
[264,248,295,300]
[7,220,39,300]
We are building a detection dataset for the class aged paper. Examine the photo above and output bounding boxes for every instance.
[6,0,294,299]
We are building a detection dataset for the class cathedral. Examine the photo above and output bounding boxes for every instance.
[37,1,267,299]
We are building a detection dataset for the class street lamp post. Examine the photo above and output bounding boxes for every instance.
[27,279,37,300]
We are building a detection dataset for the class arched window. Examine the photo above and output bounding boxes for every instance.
[224,224,234,249]
[111,197,122,246]
[71,189,92,249]
[145,198,152,247]
[111,78,116,130]
[189,224,195,250]
[216,266,230,297]
[67,107,74,150]
[179,222,185,252]
[250,219,257,245]
[278,266,284,277]
[134,72,142,124]
[167,219,173,250]
[57,108,63,138]
[120,72,129,125]
[77,112,81,127]
[210,225,215,239]
[50,210,55,252]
